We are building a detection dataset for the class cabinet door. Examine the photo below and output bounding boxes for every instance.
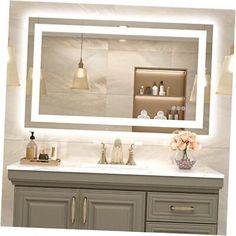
[14,187,78,229]
[79,189,145,232]
[146,222,217,235]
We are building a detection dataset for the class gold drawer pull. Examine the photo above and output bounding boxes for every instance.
[170,205,194,212]
[71,196,76,224]
[83,197,87,224]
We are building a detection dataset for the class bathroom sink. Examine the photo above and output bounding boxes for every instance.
[80,163,149,173]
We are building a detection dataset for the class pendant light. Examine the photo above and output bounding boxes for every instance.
[190,69,211,103]
[7,46,20,86]
[71,34,89,89]
[26,67,47,96]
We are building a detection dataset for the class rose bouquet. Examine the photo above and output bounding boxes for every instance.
[170,130,200,169]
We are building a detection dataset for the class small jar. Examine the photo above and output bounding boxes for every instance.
[145,86,152,95]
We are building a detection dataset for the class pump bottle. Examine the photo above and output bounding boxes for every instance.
[26,131,38,159]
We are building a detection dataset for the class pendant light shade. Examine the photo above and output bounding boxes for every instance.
[71,34,89,89]
[26,67,47,96]
[190,71,211,103]
[7,46,20,86]
[216,54,234,95]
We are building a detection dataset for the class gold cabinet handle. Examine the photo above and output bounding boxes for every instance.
[83,197,87,224]
[170,205,194,212]
[71,196,76,224]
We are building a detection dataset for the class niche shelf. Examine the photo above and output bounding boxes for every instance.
[132,67,187,133]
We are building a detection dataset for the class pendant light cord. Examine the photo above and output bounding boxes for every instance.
[80,33,83,59]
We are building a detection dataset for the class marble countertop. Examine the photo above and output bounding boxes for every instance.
[7,161,224,179]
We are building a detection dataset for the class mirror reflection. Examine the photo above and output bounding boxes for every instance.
[25,18,213,134]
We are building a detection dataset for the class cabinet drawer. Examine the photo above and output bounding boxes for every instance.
[147,192,218,223]
[146,222,217,235]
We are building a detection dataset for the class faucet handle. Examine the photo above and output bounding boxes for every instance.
[126,144,136,165]
[97,142,108,164]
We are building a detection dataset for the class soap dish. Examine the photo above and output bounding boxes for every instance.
[20,157,61,166]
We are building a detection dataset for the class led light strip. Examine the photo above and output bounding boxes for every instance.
[31,23,207,128]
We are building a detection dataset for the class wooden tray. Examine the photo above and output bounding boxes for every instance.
[20,157,61,166]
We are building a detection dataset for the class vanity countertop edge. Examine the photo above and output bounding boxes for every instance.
[7,161,224,193]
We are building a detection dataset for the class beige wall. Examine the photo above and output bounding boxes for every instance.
[1,2,235,235]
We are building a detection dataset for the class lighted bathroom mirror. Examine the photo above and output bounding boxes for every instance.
[25,17,213,133]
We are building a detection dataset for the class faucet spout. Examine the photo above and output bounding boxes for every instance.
[110,138,124,164]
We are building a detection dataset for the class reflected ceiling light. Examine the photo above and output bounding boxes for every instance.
[119,39,127,43]
[71,33,89,89]
[26,67,47,96]
[7,46,20,86]
[190,69,211,103]
[216,46,234,95]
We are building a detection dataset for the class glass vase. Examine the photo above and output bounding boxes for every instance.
[174,149,196,170]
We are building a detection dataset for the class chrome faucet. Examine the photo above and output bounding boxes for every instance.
[97,142,108,164]
[126,144,136,165]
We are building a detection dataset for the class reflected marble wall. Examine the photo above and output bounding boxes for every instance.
[36,36,202,119]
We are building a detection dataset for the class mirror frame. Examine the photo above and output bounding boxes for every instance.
[30,22,207,129]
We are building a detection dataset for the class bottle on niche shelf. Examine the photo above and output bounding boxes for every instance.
[139,85,144,95]
[166,86,170,96]
[167,110,173,120]
[159,81,165,96]
[174,110,179,120]
[26,131,38,159]
[152,82,158,96]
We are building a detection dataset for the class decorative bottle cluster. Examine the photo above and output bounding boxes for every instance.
[139,81,170,97]
[137,106,185,120]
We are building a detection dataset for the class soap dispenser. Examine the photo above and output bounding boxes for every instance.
[26,131,38,160]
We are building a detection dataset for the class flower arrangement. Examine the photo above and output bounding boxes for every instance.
[170,130,200,151]
[170,130,200,169]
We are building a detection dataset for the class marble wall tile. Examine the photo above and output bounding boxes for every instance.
[171,52,198,72]
[4,87,25,140]
[41,47,107,94]
[39,93,106,117]
[42,37,108,50]
[106,95,133,118]
[107,50,172,95]
[108,39,174,52]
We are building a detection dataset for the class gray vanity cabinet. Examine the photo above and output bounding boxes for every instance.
[146,222,217,234]
[78,189,145,231]
[146,192,218,234]
[13,186,145,232]
[14,187,78,229]
[8,165,224,234]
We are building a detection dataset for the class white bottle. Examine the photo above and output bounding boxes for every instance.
[152,82,158,96]
[159,81,165,96]
[139,85,144,95]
